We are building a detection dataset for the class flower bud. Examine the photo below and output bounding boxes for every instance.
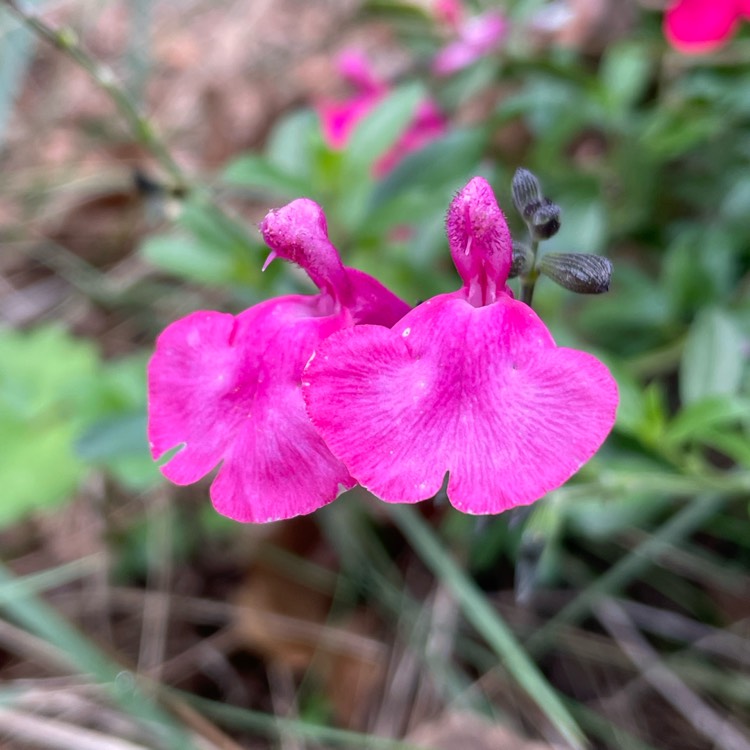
[511,168,543,218]
[529,200,561,240]
[512,168,561,240]
[539,253,612,294]
[509,241,533,278]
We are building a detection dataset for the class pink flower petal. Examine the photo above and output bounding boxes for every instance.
[318,49,386,150]
[433,0,464,28]
[149,197,409,522]
[374,99,448,176]
[346,268,413,326]
[446,176,513,306]
[304,293,618,514]
[664,0,742,53]
[149,303,354,523]
[336,48,385,94]
[318,49,446,173]
[432,10,507,76]
[319,94,382,150]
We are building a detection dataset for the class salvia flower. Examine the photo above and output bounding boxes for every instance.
[317,49,447,175]
[664,0,750,53]
[432,9,508,76]
[303,177,619,515]
[318,49,386,150]
[148,199,409,523]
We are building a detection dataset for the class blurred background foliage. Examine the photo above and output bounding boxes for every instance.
[1,0,749,748]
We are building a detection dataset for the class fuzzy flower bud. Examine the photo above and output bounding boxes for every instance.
[512,167,561,240]
[509,241,534,278]
[539,253,612,294]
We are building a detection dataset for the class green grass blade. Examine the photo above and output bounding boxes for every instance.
[0,555,102,604]
[0,561,195,750]
[182,693,425,750]
[525,493,727,657]
[388,505,587,750]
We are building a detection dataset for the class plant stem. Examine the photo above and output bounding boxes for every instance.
[1,0,186,188]
[519,239,539,306]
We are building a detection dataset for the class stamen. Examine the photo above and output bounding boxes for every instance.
[262,251,278,272]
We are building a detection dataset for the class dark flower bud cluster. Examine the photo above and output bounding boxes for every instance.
[510,167,612,302]
[511,168,561,241]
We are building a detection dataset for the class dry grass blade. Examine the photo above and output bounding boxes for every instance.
[0,706,152,750]
[595,598,750,750]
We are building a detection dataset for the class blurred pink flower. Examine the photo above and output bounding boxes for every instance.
[318,49,386,149]
[373,99,447,176]
[148,199,409,523]
[318,49,447,174]
[303,177,619,515]
[432,10,508,76]
[433,0,463,27]
[664,0,750,53]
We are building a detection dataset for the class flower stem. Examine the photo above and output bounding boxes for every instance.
[519,238,539,307]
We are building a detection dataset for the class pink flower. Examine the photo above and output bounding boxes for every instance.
[318,49,386,150]
[303,177,618,515]
[317,49,447,174]
[433,0,463,27]
[148,199,409,523]
[664,0,750,53]
[432,10,508,76]
[373,99,447,176]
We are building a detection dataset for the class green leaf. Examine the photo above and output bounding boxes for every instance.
[599,41,652,114]
[665,396,750,446]
[642,107,721,159]
[663,225,738,318]
[343,82,424,178]
[680,307,746,405]
[566,490,674,540]
[0,420,84,527]
[368,127,486,213]
[141,199,264,287]
[701,428,750,468]
[73,355,161,490]
[266,108,318,179]
[221,153,310,198]
[76,412,148,462]
[141,232,237,285]
[0,326,99,527]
